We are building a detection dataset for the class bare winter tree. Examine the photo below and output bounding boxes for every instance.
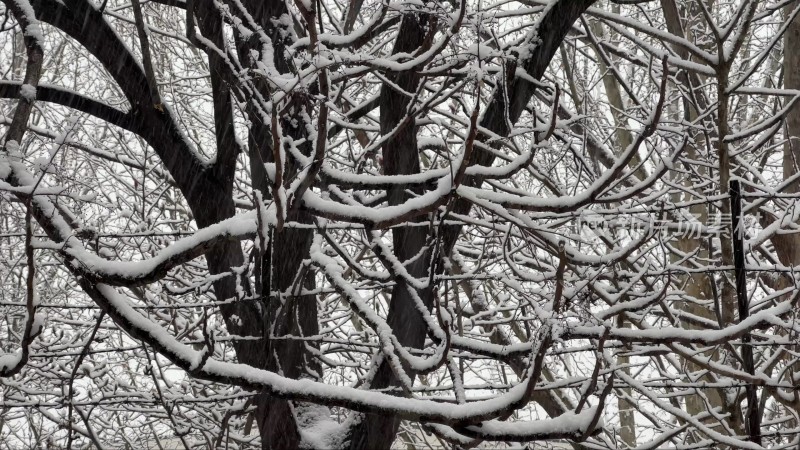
[2,0,800,449]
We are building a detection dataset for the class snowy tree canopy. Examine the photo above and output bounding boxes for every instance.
[1,0,800,448]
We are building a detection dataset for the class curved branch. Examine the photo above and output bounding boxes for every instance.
[29,0,213,206]
[0,81,132,131]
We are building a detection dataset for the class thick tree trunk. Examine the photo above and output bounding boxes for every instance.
[230,2,322,447]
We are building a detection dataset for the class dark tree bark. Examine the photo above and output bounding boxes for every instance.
[10,1,597,448]
[345,2,596,449]
[345,12,435,449]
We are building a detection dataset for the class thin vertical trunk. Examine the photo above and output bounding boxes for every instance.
[760,2,800,429]
[587,18,641,445]
[785,5,800,197]
[345,12,434,449]
[345,3,597,448]
[660,0,731,432]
